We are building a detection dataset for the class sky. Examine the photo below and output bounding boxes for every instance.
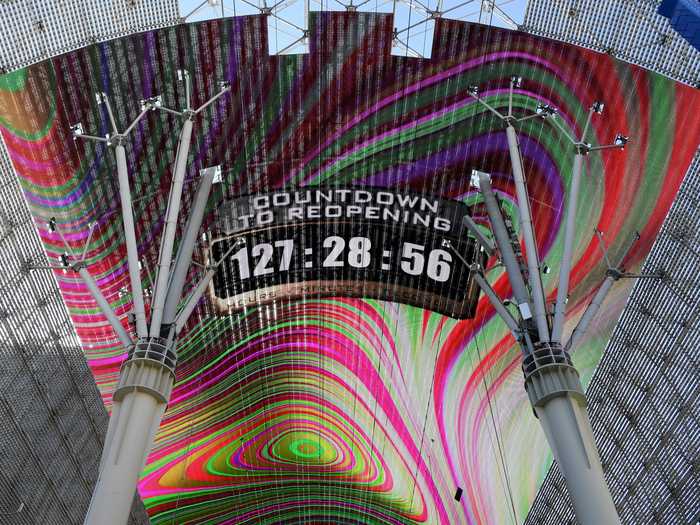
[177,0,530,55]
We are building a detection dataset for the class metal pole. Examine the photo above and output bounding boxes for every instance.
[173,238,244,334]
[174,268,216,335]
[505,124,550,341]
[552,152,584,343]
[161,167,215,330]
[462,214,496,256]
[472,271,521,336]
[478,172,531,314]
[149,117,194,337]
[528,370,621,525]
[115,143,148,338]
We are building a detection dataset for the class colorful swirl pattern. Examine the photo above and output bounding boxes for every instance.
[1,13,699,524]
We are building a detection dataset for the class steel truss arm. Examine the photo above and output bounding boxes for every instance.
[71,74,231,525]
[173,238,244,335]
[478,172,532,317]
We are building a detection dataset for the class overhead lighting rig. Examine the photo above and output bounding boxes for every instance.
[57,71,234,525]
[453,77,642,525]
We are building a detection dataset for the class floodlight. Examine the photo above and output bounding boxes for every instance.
[218,80,231,90]
[95,92,106,104]
[441,239,451,248]
[510,76,522,88]
[536,103,557,116]
[70,123,84,137]
[468,85,480,96]
[47,217,56,232]
[614,133,629,148]
[542,264,551,274]
[591,101,605,114]
[59,253,70,267]
[177,69,187,81]
[140,95,162,111]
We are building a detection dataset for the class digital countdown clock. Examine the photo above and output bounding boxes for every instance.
[210,187,484,319]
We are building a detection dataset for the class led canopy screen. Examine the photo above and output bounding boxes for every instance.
[1,12,699,525]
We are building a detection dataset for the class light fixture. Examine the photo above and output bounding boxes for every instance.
[536,103,557,116]
[95,92,106,104]
[218,80,231,90]
[59,253,70,267]
[591,101,605,114]
[614,133,629,148]
[47,217,56,232]
[510,76,522,88]
[468,85,480,96]
[70,123,84,137]
[542,264,551,274]
[140,95,162,111]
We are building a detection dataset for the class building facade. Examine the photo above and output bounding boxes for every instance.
[523,0,700,86]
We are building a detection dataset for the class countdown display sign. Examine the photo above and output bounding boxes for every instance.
[210,187,483,318]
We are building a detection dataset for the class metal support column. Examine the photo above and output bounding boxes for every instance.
[69,79,231,525]
[523,343,619,524]
[115,142,148,338]
[461,85,628,524]
[552,152,584,343]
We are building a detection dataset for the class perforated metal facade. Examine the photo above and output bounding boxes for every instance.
[525,151,700,525]
[523,0,700,86]
[0,0,180,72]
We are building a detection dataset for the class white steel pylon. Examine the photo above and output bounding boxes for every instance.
[444,76,643,525]
[52,72,233,525]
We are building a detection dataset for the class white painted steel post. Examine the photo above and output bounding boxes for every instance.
[84,339,175,525]
[77,266,133,349]
[462,214,496,256]
[162,167,215,329]
[463,91,621,525]
[77,86,223,525]
[565,274,616,352]
[524,345,621,525]
[149,117,194,337]
[505,124,550,342]
[552,152,585,343]
[173,268,216,335]
[478,172,531,308]
[115,143,148,338]
[472,271,521,336]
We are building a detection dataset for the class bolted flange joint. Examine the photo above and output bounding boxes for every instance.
[113,337,177,404]
[522,341,586,410]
